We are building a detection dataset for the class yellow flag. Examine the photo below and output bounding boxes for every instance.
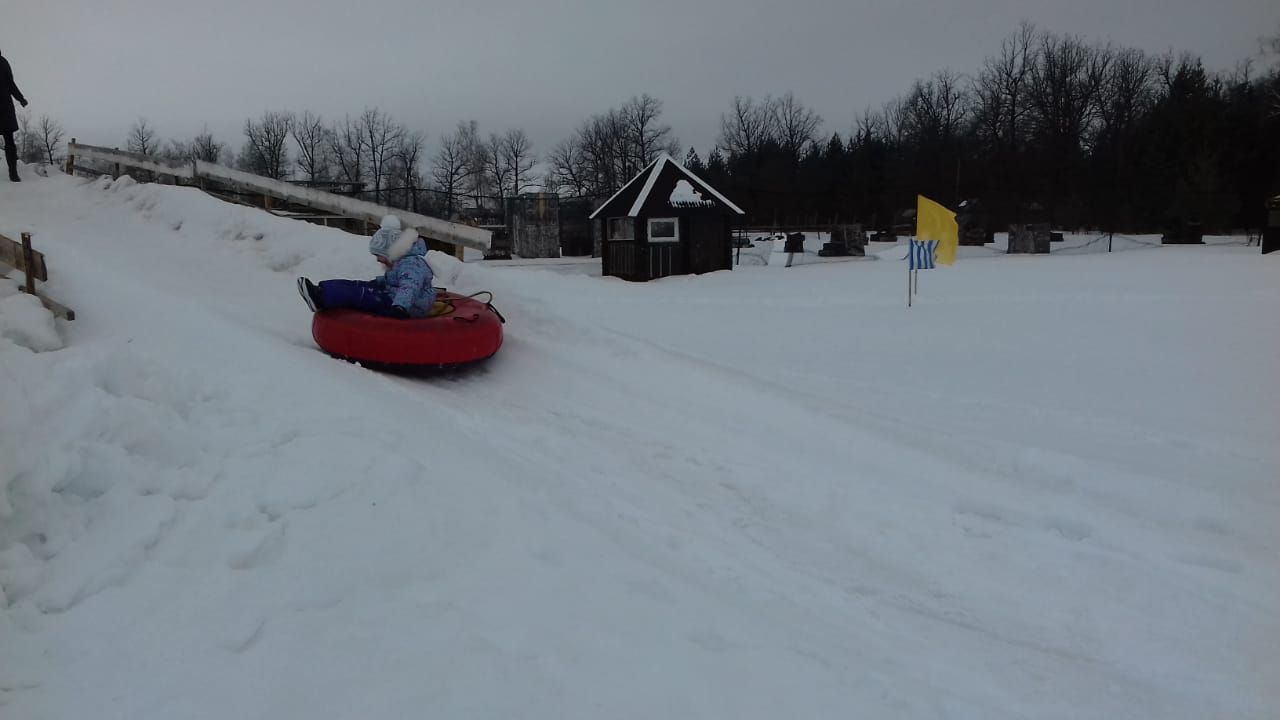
[916,195,958,266]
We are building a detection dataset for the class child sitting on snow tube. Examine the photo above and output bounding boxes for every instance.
[296,215,436,319]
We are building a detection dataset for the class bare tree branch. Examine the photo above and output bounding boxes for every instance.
[38,115,65,164]
[127,117,159,156]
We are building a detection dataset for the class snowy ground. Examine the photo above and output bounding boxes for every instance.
[2,166,1278,719]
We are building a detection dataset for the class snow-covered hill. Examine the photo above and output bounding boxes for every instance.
[2,167,1277,719]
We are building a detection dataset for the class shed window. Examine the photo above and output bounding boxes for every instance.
[608,217,634,241]
[648,218,679,243]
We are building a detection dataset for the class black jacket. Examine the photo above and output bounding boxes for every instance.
[1,54,27,134]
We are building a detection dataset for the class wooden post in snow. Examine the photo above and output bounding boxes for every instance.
[0,232,76,320]
[65,139,76,175]
[20,233,36,296]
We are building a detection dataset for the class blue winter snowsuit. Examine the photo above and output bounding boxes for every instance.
[318,239,436,318]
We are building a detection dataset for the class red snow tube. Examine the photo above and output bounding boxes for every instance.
[311,291,504,368]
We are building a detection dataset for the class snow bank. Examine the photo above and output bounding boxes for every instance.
[425,248,465,285]
[0,284,63,352]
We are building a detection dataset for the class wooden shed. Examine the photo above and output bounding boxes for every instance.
[1264,194,1279,255]
[590,154,745,281]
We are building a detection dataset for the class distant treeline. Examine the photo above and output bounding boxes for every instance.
[672,22,1280,233]
[18,22,1280,233]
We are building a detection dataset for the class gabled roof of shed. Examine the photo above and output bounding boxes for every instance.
[589,153,745,219]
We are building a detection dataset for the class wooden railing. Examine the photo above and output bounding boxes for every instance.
[0,232,75,320]
[65,141,492,253]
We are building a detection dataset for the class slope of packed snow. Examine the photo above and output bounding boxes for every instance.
[1,167,1277,719]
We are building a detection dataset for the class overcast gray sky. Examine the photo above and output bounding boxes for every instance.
[5,0,1278,158]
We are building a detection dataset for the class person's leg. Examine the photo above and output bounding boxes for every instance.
[3,132,18,182]
[316,279,397,315]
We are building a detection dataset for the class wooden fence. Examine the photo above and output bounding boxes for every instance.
[65,141,491,254]
[0,232,75,320]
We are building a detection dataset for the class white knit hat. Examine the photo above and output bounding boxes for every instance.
[368,227,398,259]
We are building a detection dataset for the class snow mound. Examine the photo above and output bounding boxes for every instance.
[0,285,63,352]
[426,249,465,285]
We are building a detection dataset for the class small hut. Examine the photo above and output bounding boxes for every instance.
[956,199,994,246]
[1263,195,1279,255]
[590,154,745,281]
[507,193,560,258]
[558,197,598,256]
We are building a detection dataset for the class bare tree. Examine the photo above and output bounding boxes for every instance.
[329,114,365,185]
[37,115,66,164]
[852,106,886,147]
[431,122,474,215]
[486,132,512,203]
[1094,47,1155,140]
[241,111,293,179]
[1028,32,1107,149]
[899,70,969,155]
[771,92,822,166]
[160,139,191,163]
[291,111,331,182]
[16,109,41,163]
[391,130,426,211]
[1263,25,1280,116]
[549,96,677,199]
[191,129,225,164]
[360,107,405,203]
[547,137,588,196]
[719,95,779,159]
[578,111,628,194]
[880,96,910,146]
[456,119,493,208]
[127,117,160,156]
[970,21,1039,152]
[501,128,537,196]
[541,166,561,195]
[1025,31,1110,223]
[621,94,678,170]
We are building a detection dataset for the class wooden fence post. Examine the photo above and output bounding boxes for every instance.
[20,233,36,295]
[65,139,76,175]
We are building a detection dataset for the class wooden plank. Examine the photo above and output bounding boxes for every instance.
[195,161,492,252]
[0,267,75,320]
[0,250,75,321]
[68,164,111,178]
[27,290,75,321]
[0,233,48,282]
[68,142,196,180]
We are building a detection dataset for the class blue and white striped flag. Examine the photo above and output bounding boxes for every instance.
[907,239,938,270]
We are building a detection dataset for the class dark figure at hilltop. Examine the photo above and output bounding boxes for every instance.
[1,48,30,182]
